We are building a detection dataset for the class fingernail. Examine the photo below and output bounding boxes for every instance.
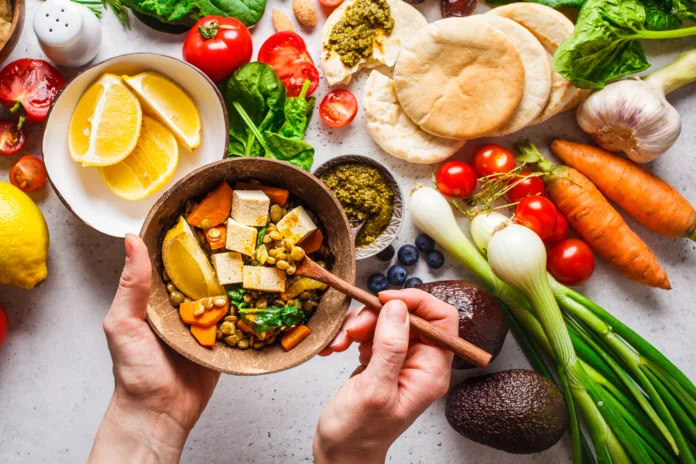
[385,301,408,324]
[379,290,399,297]
[330,330,346,349]
[124,234,134,259]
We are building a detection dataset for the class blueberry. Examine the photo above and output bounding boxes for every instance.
[415,234,435,253]
[376,244,395,261]
[398,244,419,266]
[426,250,445,269]
[404,277,423,288]
[367,273,389,294]
[387,264,408,285]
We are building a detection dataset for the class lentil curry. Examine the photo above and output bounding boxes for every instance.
[327,0,395,68]
[320,163,394,247]
[162,179,329,352]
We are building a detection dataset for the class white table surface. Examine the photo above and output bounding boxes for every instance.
[1,1,696,463]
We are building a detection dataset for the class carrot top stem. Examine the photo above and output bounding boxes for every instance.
[516,139,556,173]
[689,228,696,243]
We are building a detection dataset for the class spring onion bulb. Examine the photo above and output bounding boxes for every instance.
[470,211,510,257]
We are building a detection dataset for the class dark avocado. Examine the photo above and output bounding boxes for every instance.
[445,370,568,454]
[418,281,508,369]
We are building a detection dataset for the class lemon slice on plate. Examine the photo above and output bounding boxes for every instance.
[100,116,179,201]
[68,73,143,167]
[123,72,202,150]
[162,217,225,301]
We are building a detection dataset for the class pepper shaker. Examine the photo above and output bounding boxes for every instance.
[33,0,102,68]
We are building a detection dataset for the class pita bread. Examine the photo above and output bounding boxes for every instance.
[487,3,586,124]
[393,18,525,140]
[469,15,551,136]
[321,0,427,86]
[0,0,11,23]
[363,71,465,164]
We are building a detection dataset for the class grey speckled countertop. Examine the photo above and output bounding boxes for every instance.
[2,1,696,463]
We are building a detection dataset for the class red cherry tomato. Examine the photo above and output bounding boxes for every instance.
[9,155,47,192]
[515,196,557,240]
[0,304,6,349]
[0,59,65,125]
[546,212,569,245]
[472,144,516,178]
[319,89,358,128]
[183,16,253,84]
[547,238,595,286]
[319,0,344,6]
[258,32,320,97]
[435,161,478,198]
[0,120,24,156]
[507,171,546,203]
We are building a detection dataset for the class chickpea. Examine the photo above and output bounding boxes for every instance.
[276,260,290,271]
[270,204,283,223]
[290,247,305,262]
[169,291,185,306]
[166,282,176,293]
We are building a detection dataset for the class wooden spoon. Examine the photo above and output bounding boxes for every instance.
[295,256,493,368]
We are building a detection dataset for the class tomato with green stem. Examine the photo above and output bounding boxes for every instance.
[472,144,516,178]
[435,161,477,198]
[0,59,65,126]
[9,156,47,192]
[507,171,546,203]
[547,238,595,286]
[319,89,358,128]
[514,196,557,240]
[0,120,24,156]
[258,32,319,97]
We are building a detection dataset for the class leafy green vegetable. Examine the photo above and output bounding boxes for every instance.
[256,227,267,249]
[227,288,246,306]
[486,0,584,8]
[239,301,307,333]
[122,0,267,28]
[553,0,696,89]
[225,63,315,170]
[643,0,682,30]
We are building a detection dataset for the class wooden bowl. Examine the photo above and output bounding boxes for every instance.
[140,158,356,375]
[0,0,24,64]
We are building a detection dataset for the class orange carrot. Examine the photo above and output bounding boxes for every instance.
[235,182,289,205]
[281,325,311,351]
[298,229,323,254]
[551,139,696,241]
[187,182,233,228]
[205,225,227,250]
[179,300,229,327]
[191,325,216,347]
[518,141,670,289]
[236,320,255,334]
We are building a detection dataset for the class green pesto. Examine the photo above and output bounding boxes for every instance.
[327,0,395,68]
[320,164,394,247]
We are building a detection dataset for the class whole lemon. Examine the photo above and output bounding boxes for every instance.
[0,181,49,288]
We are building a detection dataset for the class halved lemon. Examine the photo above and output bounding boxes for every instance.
[162,217,225,301]
[100,116,179,201]
[68,74,142,167]
[122,72,202,150]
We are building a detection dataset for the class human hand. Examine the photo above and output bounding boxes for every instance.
[88,234,220,463]
[313,289,458,464]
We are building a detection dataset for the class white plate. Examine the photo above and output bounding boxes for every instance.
[43,53,229,238]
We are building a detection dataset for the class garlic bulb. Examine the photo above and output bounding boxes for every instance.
[576,48,696,164]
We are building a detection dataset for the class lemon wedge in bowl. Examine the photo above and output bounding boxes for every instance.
[100,116,179,201]
[123,72,202,150]
[162,217,225,301]
[68,74,142,167]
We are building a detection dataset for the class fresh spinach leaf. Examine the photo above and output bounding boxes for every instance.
[239,301,307,333]
[553,0,696,89]
[487,0,584,8]
[674,0,696,20]
[227,288,246,306]
[643,0,682,30]
[256,227,267,249]
[123,0,267,27]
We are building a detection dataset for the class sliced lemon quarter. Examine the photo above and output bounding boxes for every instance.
[69,74,143,167]
[123,72,202,150]
[100,116,179,201]
[162,217,225,301]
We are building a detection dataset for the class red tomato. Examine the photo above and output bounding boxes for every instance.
[258,32,320,97]
[548,238,595,286]
[435,161,478,198]
[0,59,65,125]
[0,120,24,156]
[507,171,546,203]
[0,304,6,349]
[546,212,569,245]
[182,16,253,84]
[319,0,344,6]
[319,89,358,128]
[10,155,47,192]
[472,144,516,178]
[515,196,557,240]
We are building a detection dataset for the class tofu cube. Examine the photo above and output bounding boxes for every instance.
[211,252,244,285]
[231,190,270,227]
[276,206,318,244]
[226,218,257,256]
[243,266,287,293]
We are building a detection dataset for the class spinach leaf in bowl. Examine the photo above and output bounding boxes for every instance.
[123,0,267,28]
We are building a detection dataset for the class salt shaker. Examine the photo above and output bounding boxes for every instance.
[33,0,102,68]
